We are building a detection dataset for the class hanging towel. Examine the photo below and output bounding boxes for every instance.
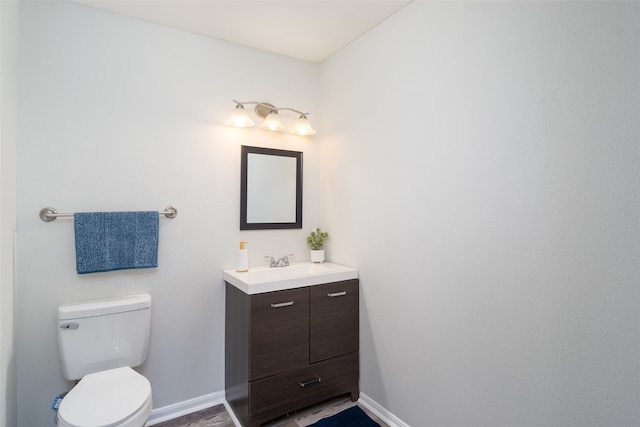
[74,211,159,274]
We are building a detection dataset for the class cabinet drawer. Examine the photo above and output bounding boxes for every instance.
[310,280,359,363]
[250,288,309,380]
[250,352,359,417]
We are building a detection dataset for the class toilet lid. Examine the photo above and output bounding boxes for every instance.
[58,367,151,427]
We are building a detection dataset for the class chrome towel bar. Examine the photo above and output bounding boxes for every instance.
[39,206,178,222]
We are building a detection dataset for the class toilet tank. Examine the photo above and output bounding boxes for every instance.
[57,294,151,380]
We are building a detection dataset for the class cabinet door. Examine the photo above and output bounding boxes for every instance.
[310,280,359,363]
[250,287,309,380]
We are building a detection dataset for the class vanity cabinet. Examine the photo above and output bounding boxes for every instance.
[225,279,359,427]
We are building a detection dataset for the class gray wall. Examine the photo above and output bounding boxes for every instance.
[16,2,321,425]
[321,2,640,426]
[1,1,19,426]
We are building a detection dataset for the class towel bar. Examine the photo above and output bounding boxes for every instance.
[39,206,178,222]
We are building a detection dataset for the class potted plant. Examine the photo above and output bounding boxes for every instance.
[306,227,329,263]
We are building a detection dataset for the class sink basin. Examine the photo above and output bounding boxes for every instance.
[224,262,358,294]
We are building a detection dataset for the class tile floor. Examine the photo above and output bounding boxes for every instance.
[153,395,388,427]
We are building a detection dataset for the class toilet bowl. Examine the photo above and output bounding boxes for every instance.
[57,367,152,427]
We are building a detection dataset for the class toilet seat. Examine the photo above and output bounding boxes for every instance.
[58,367,152,427]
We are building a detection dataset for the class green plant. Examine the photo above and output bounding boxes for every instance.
[306,227,329,250]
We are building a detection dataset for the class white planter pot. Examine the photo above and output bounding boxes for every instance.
[310,249,325,263]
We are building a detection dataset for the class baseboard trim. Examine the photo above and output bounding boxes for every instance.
[359,393,410,427]
[223,399,242,427]
[145,390,407,427]
[145,391,226,426]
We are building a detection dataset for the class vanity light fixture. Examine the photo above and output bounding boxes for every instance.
[226,100,316,136]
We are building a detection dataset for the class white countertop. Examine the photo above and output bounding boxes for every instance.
[223,262,358,294]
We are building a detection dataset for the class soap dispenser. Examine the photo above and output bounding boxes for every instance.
[236,241,249,272]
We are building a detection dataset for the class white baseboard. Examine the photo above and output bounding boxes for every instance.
[359,393,410,427]
[145,390,408,427]
[223,399,242,427]
[145,391,226,426]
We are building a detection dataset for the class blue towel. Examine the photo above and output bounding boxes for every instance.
[74,211,159,274]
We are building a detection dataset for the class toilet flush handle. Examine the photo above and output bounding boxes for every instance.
[60,322,79,330]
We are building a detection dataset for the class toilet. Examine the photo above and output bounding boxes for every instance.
[56,294,153,427]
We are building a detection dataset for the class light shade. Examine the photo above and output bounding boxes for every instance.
[290,116,316,136]
[260,112,285,132]
[225,105,255,128]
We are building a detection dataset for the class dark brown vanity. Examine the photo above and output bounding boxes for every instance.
[225,278,359,427]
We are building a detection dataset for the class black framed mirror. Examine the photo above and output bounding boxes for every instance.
[240,145,303,230]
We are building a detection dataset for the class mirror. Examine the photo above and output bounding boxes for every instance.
[240,145,303,230]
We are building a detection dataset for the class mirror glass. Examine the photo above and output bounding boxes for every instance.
[241,146,302,230]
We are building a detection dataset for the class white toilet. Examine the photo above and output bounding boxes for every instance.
[56,294,153,427]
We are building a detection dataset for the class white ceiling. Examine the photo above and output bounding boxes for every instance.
[73,0,412,63]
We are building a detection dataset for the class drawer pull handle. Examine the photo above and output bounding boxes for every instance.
[270,301,294,308]
[327,291,347,297]
[299,376,322,388]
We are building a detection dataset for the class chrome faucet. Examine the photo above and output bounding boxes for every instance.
[265,254,294,268]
